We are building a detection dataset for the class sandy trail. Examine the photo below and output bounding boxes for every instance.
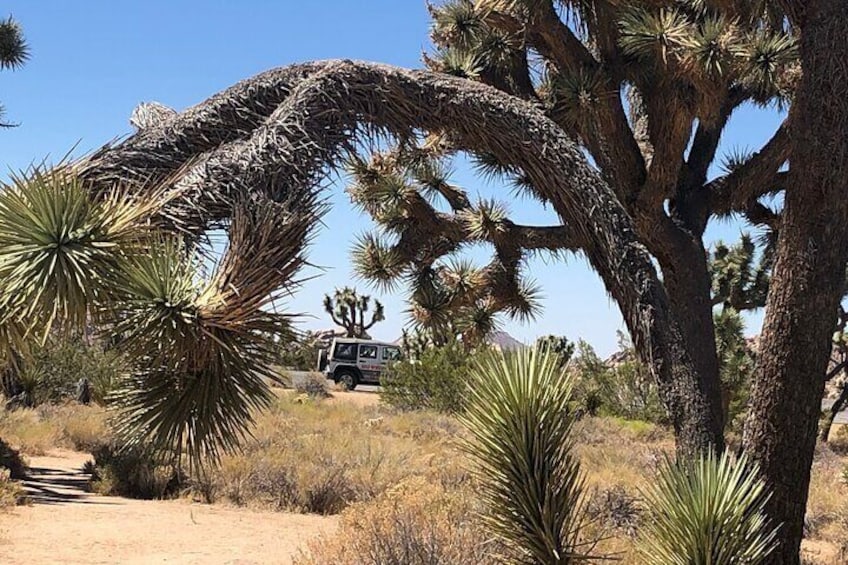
[1,450,335,565]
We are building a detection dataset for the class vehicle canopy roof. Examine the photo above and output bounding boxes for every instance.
[330,337,398,348]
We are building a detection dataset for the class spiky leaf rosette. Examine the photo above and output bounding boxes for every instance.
[460,347,599,563]
[0,168,162,341]
[637,451,778,564]
[0,16,28,70]
[110,195,317,467]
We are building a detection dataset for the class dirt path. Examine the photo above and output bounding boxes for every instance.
[1,450,336,565]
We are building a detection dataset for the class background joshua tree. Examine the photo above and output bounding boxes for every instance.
[323,287,385,339]
[0,16,29,127]
[820,306,848,443]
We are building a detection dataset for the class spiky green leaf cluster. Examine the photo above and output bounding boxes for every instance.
[0,169,159,341]
[0,168,316,468]
[0,16,29,127]
[460,347,598,563]
[637,451,778,564]
[347,146,545,346]
[0,16,28,70]
[709,233,770,311]
[617,4,797,107]
[428,0,525,91]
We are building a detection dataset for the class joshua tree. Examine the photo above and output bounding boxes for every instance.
[60,0,844,557]
[342,0,804,458]
[0,161,319,467]
[0,16,29,127]
[323,287,385,338]
[820,306,848,443]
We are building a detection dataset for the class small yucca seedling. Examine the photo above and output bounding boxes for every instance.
[637,451,778,565]
[460,347,599,564]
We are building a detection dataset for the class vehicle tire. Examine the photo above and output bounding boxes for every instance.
[335,369,358,391]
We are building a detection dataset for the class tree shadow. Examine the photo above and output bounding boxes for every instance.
[22,465,109,506]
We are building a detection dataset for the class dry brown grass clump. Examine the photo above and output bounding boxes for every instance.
[294,476,491,565]
[196,394,468,514]
[0,403,111,455]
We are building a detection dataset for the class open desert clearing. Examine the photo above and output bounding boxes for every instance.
[1,450,337,565]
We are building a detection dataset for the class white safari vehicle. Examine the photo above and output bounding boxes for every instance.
[317,338,402,390]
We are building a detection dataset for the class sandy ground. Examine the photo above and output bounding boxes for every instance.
[0,450,336,565]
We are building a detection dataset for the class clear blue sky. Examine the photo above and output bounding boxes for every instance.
[0,1,783,356]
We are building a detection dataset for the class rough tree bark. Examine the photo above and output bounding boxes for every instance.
[742,1,848,562]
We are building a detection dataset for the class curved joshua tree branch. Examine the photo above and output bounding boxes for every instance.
[80,59,722,455]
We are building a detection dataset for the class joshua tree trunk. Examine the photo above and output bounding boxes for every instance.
[661,241,725,436]
[743,1,848,562]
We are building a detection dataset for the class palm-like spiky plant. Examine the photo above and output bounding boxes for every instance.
[461,347,598,563]
[638,451,778,564]
[0,165,318,468]
[0,168,163,340]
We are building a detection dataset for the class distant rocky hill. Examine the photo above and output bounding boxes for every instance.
[488,331,526,351]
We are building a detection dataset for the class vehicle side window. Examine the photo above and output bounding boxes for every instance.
[382,347,401,361]
[333,343,357,361]
[359,345,378,359]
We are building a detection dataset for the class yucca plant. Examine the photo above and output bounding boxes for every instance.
[637,451,778,564]
[0,165,318,469]
[0,168,163,340]
[460,347,599,564]
[109,196,316,468]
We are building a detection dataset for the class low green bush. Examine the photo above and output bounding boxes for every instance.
[571,340,667,424]
[381,342,472,414]
[8,335,125,407]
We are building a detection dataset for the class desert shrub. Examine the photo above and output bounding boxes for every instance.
[0,407,60,454]
[571,340,666,424]
[0,437,27,479]
[586,485,642,537]
[462,348,597,563]
[295,477,491,565]
[638,451,778,565]
[87,443,184,499]
[381,342,471,414]
[829,425,848,454]
[294,372,330,398]
[199,396,466,515]
[10,335,125,407]
[804,447,848,545]
[0,404,111,455]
